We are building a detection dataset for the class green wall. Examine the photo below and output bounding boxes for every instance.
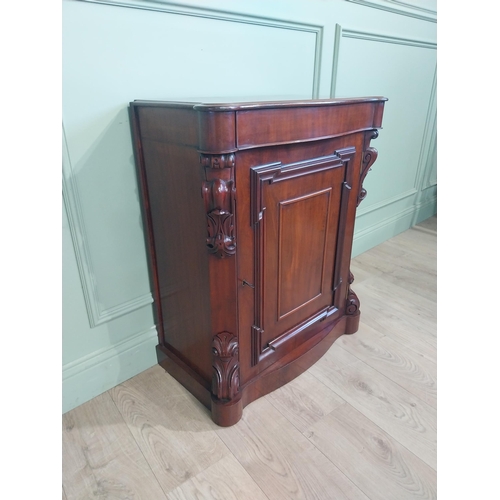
[62,0,437,413]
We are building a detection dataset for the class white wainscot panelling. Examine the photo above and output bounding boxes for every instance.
[63,0,321,327]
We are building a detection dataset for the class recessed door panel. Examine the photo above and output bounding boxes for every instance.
[278,188,332,319]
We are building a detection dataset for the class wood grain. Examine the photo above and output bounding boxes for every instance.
[166,454,269,500]
[306,403,437,499]
[310,358,437,469]
[351,220,437,362]
[358,230,436,272]
[403,334,437,364]
[385,225,437,261]
[354,280,436,349]
[62,392,167,500]
[216,398,370,500]
[306,344,359,385]
[266,370,345,433]
[354,247,436,308]
[360,276,436,324]
[109,366,228,493]
[355,238,408,273]
[337,323,437,408]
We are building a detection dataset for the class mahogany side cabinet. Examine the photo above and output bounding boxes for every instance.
[130,97,387,426]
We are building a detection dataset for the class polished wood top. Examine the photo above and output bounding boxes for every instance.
[132,97,387,153]
[132,96,388,111]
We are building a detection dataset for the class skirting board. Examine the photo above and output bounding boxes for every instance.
[352,195,437,257]
[62,327,159,413]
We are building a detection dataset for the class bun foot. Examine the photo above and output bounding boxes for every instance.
[211,395,243,426]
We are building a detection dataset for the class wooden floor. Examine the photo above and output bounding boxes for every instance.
[62,216,437,500]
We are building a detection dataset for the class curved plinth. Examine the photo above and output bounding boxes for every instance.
[157,312,359,427]
[209,314,356,426]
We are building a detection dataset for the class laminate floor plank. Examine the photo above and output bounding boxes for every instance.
[305,403,437,500]
[352,252,436,290]
[356,231,435,271]
[352,242,408,276]
[337,323,437,408]
[166,454,269,500]
[384,226,437,261]
[350,248,435,354]
[307,345,359,387]
[62,392,167,500]
[360,275,436,324]
[349,260,383,285]
[372,263,436,302]
[402,335,437,364]
[266,370,345,433]
[216,398,370,500]
[109,365,229,494]
[354,283,437,349]
[310,357,437,469]
[360,302,436,352]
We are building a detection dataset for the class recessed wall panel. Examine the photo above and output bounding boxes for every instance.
[335,35,436,210]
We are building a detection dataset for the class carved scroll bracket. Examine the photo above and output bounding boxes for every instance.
[358,130,379,206]
[346,271,360,315]
[201,154,236,258]
[212,332,240,401]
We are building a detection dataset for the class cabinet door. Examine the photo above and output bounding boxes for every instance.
[250,148,355,367]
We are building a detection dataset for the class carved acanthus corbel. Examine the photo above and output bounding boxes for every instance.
[212,332,240,401]
[358,130,379,206]
[201,154,236,258]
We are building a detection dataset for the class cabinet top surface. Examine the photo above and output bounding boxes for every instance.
[131,96,387,112]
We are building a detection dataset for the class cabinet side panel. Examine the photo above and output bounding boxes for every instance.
[136,107,212,382]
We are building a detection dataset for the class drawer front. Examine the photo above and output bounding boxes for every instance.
[236,103,377,149]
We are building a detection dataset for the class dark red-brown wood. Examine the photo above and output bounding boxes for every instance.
[130,97,386,426]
